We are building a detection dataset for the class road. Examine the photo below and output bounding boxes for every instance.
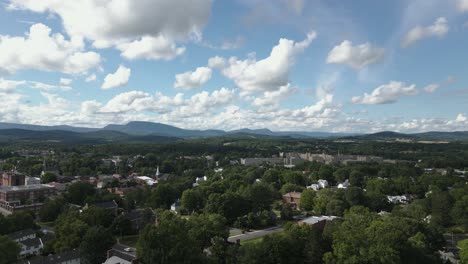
[228,226,284,243]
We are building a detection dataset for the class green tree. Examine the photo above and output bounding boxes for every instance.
[187,213,228,248]
[39,197,67,222]
[300,189,316,211]
[0,235,20,264]
[80,226,115,264]
[54,211,89,252]
[66,182,96,205]
[148,184,179,209]
[244,182,277,211]
[459,239,468,264]
[451,195,468,230]
[41,171,57,183]
[181,189,204,213]
[110,215,133,236]
[137,211,203,264]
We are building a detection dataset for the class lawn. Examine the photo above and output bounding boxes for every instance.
[240,236,263,245]
[118,235,140,247]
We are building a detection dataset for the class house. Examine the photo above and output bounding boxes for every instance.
[105,244,138,264]
[282,192,302,209]
[8,229,43,258]
[307,184,320,191]
[135,176,157,186]
[192,176,207,187]
[25,177,41,185]
[170,199,181,213]
[8,229,36,242]
[387,195,408,204]
[318,179,328,189]
[298,215,338,230]
[337,179,350,189]
[17,237,43,258]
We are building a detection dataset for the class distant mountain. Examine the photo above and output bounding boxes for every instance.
[0,129,179,144]
[0,121,465,141]
[102,121,225,138]
[355,131,468,141]
[0,122,98,133]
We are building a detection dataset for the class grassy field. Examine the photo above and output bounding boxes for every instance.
[240,236,264,245]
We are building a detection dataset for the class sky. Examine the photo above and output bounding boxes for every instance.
[0,0,467,133]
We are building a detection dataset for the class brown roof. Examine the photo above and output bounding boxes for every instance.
[282,192,302,199]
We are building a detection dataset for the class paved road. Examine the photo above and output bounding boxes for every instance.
[228,226,284,243]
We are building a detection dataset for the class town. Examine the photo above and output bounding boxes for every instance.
[0,136,466,264]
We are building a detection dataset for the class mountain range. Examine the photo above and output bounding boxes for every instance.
[0,121,466,143]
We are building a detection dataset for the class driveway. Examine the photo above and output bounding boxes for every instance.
[228,225,283,243]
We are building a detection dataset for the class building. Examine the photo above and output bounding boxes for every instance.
[240,157,284,166]
[25,177,41,185]
[0,184,56,214]
[135,176,157,186]
[282,192,302,210]
[8,229,43,258]
[87,200,119,216]
[387,195,408,204]
[337,179,350,189]
[2,171,25,186]
[170,199,181,213]
[105,244,138,264]
[298,216,338,230]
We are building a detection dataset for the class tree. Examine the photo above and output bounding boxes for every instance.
[349,170,364,187]
[66,182,96,205]
[54,211,89,252]
[80,226,115,264]
[181,189,204,213]
[279,183,304,194]
[41,171,57,183]
[187,213,228,248]
[39,197,67,222]
[344,187,365,207]
[137,212,203,264]
[110,215,133,236]
[300,189,316,211]
[0,235,20,264]
[244,182,277,211]
[430,190,453,227]
[451,195,468,230]
[81,206,114,228]
[148,184,179,209]
[458,239,468,264]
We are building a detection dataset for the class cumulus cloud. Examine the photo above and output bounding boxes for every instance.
[352,81,418,105]
[59,78,72,85]
[216,32,316,94]
[0,78,26,93]
[9,0,212,60]
[252,84,295,109]
[458,0,468,12]
[101,65,131,90]
[423,83,440,93]
[118,36,186,60]
[326,40,385,69]
[401,17,449,48]
[208,56,226,69]
[85,74,97,82]
[0,23,100,74]
[174,67,212,90]
[455,113,467,122]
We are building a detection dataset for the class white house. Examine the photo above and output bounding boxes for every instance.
[18,237,43,258]
[337,179,350,189]
[307,184,320,191]
[318,179,329,189]
[387,195,408,204]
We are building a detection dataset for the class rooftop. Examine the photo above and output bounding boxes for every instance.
[0,184,54,192]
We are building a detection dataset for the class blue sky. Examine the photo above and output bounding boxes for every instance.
[0,0,467,132]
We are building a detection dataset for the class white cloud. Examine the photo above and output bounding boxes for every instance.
[455,113,467,122]
[352,81,418,105]
[9,0,212,60]
[208,56,226,69]
[0,23,101,74]
[217,32,316,94]
[174,67,212,90]
[401,17,449,48]
[30,81,72,91]
[252,84,295,109]
[0,78,26,93]
[101,65,131,90]
[118,36,185,61]
[423,83,440,93]
[326,40,385,69]
[85,74,97,82]
[457,0,468,12]
[60,78,72,85]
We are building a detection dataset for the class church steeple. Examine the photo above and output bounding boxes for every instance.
[155,166,160,178]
